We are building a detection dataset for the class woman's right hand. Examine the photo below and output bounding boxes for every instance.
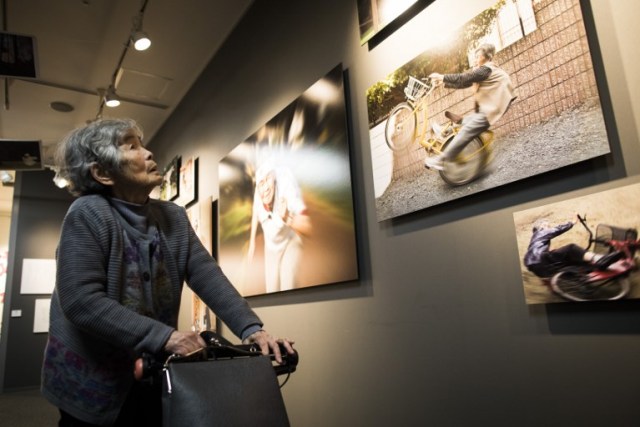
[164,330,206,356]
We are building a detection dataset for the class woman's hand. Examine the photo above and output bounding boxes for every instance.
[164,330,206,356]
[243,329,295,364]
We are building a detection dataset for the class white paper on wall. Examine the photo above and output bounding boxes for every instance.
[20,258,56,294]
[33,298,51,333]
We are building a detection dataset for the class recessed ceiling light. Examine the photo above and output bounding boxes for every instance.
[50,101,74,112]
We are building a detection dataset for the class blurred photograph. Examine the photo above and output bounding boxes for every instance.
[513,182,640,304]
[219,65,358,296]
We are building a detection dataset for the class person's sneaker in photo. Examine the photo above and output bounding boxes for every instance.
[424,156,444,170]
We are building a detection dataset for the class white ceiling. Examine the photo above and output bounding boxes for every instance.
[0,0,253,213]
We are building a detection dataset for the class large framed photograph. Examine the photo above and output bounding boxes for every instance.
[366,0,611,221]
[186,197,216,332]
[513,182,640,304]
[219,64,359,297]
[357,0,432,46]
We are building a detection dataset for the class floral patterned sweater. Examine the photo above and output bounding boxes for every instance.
[41,194,262,426]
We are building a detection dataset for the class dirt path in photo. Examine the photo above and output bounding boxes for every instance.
[375,103,610,220]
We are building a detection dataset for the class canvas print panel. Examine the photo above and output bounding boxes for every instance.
[219,65,359,297]
[513,182,640,304]
[160,156,180,201]
[186,198,216,331]
[176,156,197,207]
[357,0,428,45]
[366,0,610,221]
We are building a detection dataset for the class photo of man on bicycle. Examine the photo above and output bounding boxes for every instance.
[365,0,611,222]
[424,43,516,171]
[524,217,622,279]
[513,182,640,304]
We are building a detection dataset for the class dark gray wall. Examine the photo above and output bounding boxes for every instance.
[0,0,637,424]
[149,0,640,425]
[0,170,73,391]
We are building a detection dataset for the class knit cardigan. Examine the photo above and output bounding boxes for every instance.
[41,194,262,426]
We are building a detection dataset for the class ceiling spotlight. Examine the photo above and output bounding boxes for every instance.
[104,86,120,108]
[132,31,151,51]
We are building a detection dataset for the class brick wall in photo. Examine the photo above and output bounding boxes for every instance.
[391,0,600,181]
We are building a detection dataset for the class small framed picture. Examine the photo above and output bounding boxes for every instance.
[513,181,640,304]
[160,156,180,201]
[175,156,198,207]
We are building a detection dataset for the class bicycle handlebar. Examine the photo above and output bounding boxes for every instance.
[576,214,594,250]
[576,213,640,254]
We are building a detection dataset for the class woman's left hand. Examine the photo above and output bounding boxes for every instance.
[244,329,295,364]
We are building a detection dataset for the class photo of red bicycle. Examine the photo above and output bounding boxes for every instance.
[514,182,640,304]
[548,214,639,302]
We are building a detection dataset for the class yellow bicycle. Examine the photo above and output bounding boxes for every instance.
[384,76,495,186]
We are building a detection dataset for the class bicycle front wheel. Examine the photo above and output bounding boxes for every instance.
[551,271,630,302]
[439,136,488,186]
[385,103,416,151]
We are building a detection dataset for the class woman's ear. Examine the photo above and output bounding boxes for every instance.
[90,163,115,186]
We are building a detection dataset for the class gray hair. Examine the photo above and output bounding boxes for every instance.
[55,118,142,196]
[533,218,551,232]
[475,43,496,61]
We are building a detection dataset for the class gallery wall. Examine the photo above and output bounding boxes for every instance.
[0,211,12,342]
[147,0,640,425]
[0,0,634,422]
[148,0,640,425]
[0,171,73,391]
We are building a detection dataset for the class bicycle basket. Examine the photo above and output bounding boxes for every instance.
[404,77,430,101]
[594,224,638,254]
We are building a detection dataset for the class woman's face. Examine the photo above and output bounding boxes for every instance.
[110,128,162,202]
[257,171,276,206]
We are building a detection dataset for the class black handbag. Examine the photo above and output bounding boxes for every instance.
[160,332,297,427]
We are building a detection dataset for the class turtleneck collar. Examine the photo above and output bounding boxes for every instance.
[109,197,151,234]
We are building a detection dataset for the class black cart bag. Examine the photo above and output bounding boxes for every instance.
[159,331,298,427]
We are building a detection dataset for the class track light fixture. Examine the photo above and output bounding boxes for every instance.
[132,31,151,51]
[131,1,151,51]
[104,86,120,108]
[94,0,150,118]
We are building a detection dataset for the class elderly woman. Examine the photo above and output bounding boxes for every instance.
[42,118,294,426]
